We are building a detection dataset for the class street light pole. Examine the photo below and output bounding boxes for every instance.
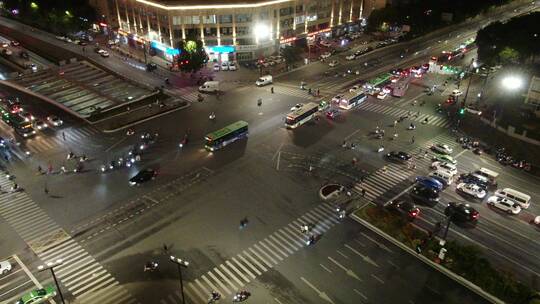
[461,58,477,109]
[170,255,189,304]
[38,259,66,304]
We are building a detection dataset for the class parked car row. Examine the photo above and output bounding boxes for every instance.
[213,61,237,71]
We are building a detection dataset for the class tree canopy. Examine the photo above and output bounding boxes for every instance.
[175,39,209,73]
[367,0,511,36]
[476,12,540,66]
[0,0,97,34]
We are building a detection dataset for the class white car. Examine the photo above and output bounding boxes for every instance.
[0,260,12,275]
[349,85,360,92]
[46,115,63,127]
[328,60,338,67]
[431,144,453,155]
[487,195,521,214]
[346,54,356,60]
[290,103,303,111]
[451,89,463,96]
[98,50,109,57]
[331,94,343,103]
[228,61,237,71]
[376,92,387,100]
[33,120,48,130]
[466,105,482,115]
[213,63,220,71]
[457,182,487,199]
[320,52,332,59]
[431,161,457,176]
[221,62,229,71]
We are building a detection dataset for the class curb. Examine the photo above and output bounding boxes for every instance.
[350,212,505,304]
[101,103,191,133]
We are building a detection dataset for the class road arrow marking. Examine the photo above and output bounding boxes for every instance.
[327,257,362,281]
[344,244,379,268]
[300,277,335,304]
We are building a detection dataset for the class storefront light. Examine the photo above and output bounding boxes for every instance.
[254,23,270,41]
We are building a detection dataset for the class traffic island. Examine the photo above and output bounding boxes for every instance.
[351,205,536,304]
[319,184,345,201]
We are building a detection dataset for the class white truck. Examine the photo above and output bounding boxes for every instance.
[199,81,220,93]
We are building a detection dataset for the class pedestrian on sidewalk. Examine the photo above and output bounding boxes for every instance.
[361,189,366,197]
[270,86,274,94]
[44,186,49,195]
[317,88,320,96]
[411,136,415,144]
[62,132,66,141]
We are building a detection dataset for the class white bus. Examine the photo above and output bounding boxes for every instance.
[285,102,319,129]
[338,91,367,110]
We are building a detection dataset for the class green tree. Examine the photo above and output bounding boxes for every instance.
[280,45,302,66]
[498,47,520,65]
[176,39,208,73]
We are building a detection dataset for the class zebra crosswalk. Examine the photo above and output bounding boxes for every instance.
[161,203,341,304]
[356,102,451,128]
[0,174,137,304]
[353,133,459,203]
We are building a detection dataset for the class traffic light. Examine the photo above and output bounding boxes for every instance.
[459,108,465,115]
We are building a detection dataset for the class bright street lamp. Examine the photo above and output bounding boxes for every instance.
[254,23,270,43]
[38,259,66,304]
[501,75,523,91]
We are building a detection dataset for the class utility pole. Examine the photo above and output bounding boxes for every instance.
[170,255,189,304]
[38,259,66,304]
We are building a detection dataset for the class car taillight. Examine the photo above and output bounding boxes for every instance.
[473,213,479,219]
[410,210,419,217]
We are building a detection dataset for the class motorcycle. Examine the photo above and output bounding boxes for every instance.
[377,146,385,153]
[209,113,216,120]
[126,129,135,136]
[232,291,251,302]
[300,223,314,234]
[144,261,158,272]
[208,291,221,303]
[306,233,321,246]
[407,124,416,130]
[197,94,204,102]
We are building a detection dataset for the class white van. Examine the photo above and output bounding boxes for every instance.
[494,188,531,209]
[475,167,499,186]
[430,169,455,186]
[255,75,273,86]
[198,81,220,93]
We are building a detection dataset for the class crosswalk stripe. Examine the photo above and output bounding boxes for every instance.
[194,278,211,298]
[226,260,250,283]
[311,207,339,224]
[273,231,299,251]
[67,269,107,289]
[248,247,273,268]
[74,275,115,296]
[86,284,126,304]
[238,252,264,275]
[231,257,256,280]
[45,245,84,263]
[1,200,36,216]
[56,255,94,276]
[259,240,284,261]
[16,217,55,233]
[187,283,206,303]
[207,270,231,295]
[23,225,60,242]
[284,225,305,243]
[268,234,294,255]
[277,228,303,248]
[201,274,223,299]
[63,263,103,281]
[40,239,77,259]
[303,212,331,230]
[214,266,238,291]
[220,264,244,287]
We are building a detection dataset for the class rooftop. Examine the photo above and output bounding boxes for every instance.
[136,0,293,9]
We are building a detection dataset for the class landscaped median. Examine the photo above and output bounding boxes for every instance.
[352,205,539,304]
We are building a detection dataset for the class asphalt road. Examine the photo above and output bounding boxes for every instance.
[0,1,539,303]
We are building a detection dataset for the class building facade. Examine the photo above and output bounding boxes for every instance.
[92,0,387,63]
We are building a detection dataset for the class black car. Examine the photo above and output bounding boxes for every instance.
[387,200,420,220]
[386,151,412,162]
[409,185,439,205]
[129,169,157,186]
[445,202,479,223]
[458,173,489,189]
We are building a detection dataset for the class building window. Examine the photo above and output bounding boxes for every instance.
[306,15,317,22]
[219,14,232,23]
[205,27,217,36]
[220,27,233,35]
[183,15,200,25]
[237,38,254,45]
[295,15,305,25]
[172,16,182,25]
[221,38,233,45]
[203,15,216,24]
[295,5,304,13]
[235,26,249,35]
[205,39,218,46]
[279,7,293,16]
[235,14,252,23]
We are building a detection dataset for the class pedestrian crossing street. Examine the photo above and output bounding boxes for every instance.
[0,175,137,304]
[353,133,459,202]
[356,101,451,128]
[162,203,342,304]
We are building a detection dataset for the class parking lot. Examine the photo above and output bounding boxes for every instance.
[0,254,44,304]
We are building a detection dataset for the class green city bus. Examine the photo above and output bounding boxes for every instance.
[205,120,248,151]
